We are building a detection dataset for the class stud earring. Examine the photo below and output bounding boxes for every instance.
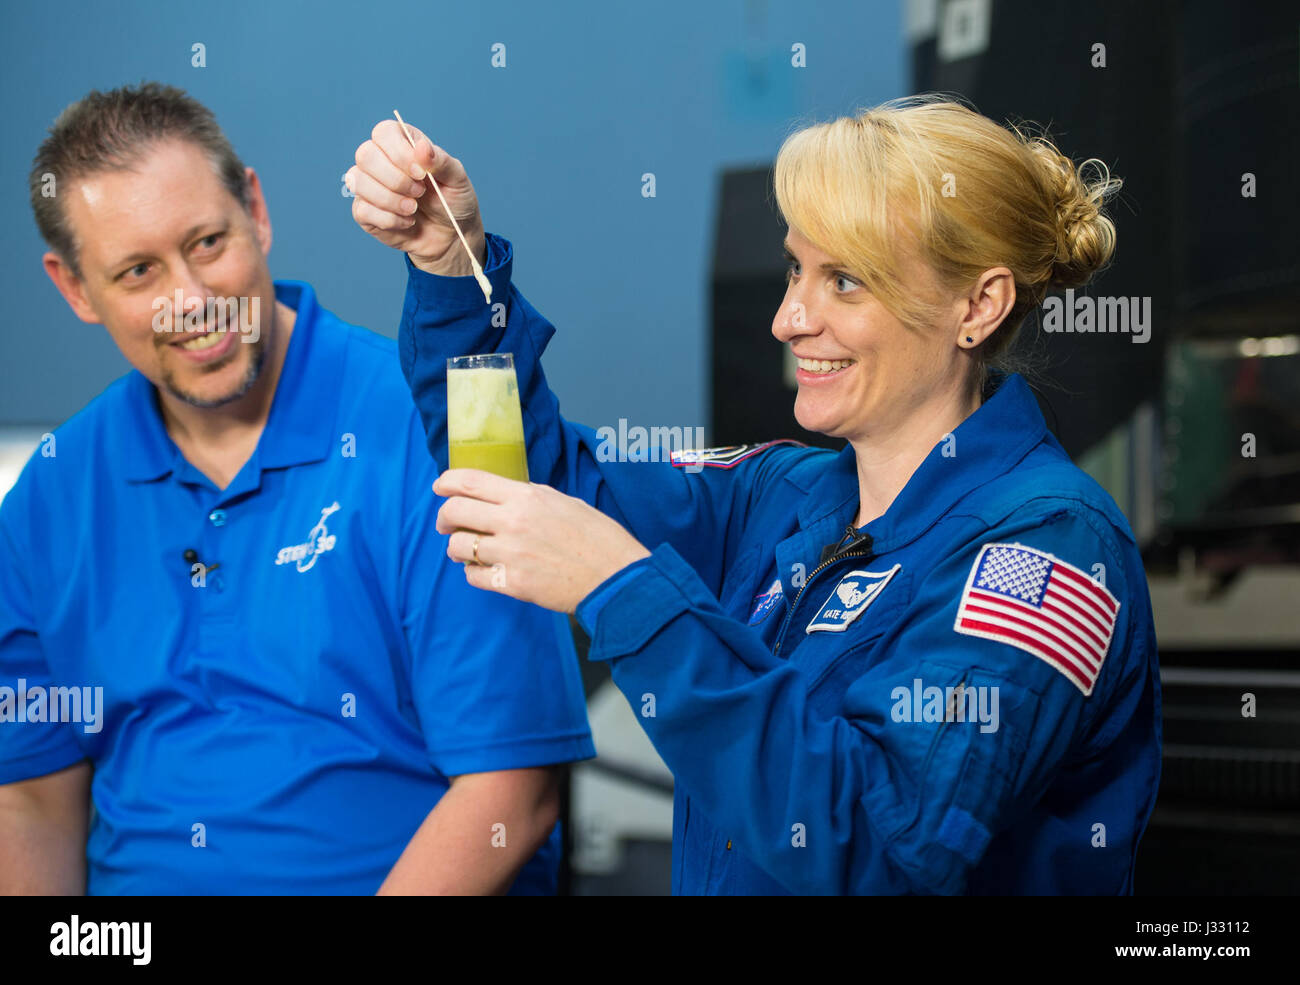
[965,336,974,344]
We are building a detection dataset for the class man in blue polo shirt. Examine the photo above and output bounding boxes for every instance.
[0,82,594,895]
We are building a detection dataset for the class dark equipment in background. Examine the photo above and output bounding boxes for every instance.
[709,0,1300,893]
[911,0,1300,896]
[711,168,839,451]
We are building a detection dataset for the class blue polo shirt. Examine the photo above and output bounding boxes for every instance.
[0,281,595,895]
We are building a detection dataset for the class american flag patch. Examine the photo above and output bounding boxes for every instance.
[953,542,1120,696]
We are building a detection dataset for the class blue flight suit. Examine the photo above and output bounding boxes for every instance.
[398,233,1163,895]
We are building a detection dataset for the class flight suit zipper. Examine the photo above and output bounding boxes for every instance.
[719,529,872,883]
[773,533,873,655]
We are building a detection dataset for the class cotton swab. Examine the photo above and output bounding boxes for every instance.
[392,109,492,305]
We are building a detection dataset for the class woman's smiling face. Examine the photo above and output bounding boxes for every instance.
[771,226,969,444]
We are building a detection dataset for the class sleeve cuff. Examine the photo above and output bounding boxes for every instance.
[429,731,596,778]
[0,746,88,786]
[403,231,515,317]
[575,556,655,636]
[581,544,713,661]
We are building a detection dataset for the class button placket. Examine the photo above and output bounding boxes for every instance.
[197,502,237,649]
[202,505,231,604]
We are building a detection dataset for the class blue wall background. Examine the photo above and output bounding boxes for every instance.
[0,0,903,435]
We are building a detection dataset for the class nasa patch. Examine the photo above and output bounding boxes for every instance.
[806,564,901,634]
[749,578,785,625]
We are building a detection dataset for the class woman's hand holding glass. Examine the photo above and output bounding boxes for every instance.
[432,469,651,614]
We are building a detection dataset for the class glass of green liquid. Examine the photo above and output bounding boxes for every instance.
[446,353,529,481]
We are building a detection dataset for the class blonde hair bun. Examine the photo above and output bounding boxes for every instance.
[1023,136,1122,290]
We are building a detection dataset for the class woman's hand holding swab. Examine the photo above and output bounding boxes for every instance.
[347,118,488,296]
[393,110,490,304]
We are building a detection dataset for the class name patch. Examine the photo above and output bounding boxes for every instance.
[806,564,901,634]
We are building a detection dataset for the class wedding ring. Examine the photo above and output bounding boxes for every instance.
[472,534,481,565]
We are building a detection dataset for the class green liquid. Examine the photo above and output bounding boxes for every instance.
[449,440,530,482]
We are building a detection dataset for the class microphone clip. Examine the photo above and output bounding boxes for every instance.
[819,523,873,565]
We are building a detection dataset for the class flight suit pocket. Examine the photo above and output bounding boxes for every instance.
[878,660,1034,891]
[799,570,911,717]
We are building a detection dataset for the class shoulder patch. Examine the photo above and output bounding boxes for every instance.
[670,439,806,470]
[953,542,1120,697]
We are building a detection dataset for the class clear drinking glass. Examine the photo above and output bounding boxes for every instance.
[446,353,529,481]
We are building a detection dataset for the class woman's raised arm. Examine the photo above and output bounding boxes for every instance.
[350,119,816,596]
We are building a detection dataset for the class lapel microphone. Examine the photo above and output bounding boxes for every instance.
[183,549,220,574]
[819,524,873,565]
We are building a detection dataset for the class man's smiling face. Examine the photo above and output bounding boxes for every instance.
[50,138,276,408]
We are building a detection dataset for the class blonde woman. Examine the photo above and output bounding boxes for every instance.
[349,94,1161,895]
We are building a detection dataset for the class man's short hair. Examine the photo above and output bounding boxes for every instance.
[29,82,249,278]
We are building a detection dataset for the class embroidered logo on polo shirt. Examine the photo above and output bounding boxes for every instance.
[806,564,901,634]
[275,502,340,572]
